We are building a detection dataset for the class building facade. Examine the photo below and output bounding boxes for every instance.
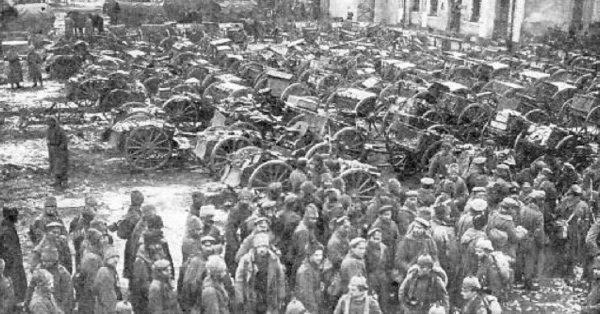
[328,0,600,42]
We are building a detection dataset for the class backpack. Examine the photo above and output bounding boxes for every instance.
[482,294,503,314]
[490,251,511,284]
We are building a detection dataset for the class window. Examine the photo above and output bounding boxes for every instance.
[412,0,420,11]
[429,0,438,15]
[471,0,481,22]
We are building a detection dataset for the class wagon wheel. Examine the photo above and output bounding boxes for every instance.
[427,124,452,135]
[230,88,254,99]
[558,98,583,129]
[298,69,317,83]
[229,121,259,132]
[555,135,577,153]
[187,67,210,81]
[100,89,131,112]
[254,78,269,91]
[354,95,378,118]
[125,125,172,171]
[378,85,398,105]
[210,136,253,177]
[107,71,130,89]
[254,70,270,87]
[317,74,345,97]
[524,109,550,124]
[202,82,220,102]
[281,83,312,101]
[162,96,199,132]
[248,160,294,192]
[333,127,366,160]
[75,79,108,107]
[204,125,230,132]
[287,114,306,127]
[305,141,336,159]
[587,106,600,126]
[458,103,492,126]
[365,86,382,95]
[340,168,379,203]
[422,109,444,124]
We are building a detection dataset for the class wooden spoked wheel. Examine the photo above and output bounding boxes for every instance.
[125,125,172,171]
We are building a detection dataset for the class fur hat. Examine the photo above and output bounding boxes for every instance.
[416,254,434,268]
[205,255,227,273]
[44,197,57,207]
[462,276,482,290]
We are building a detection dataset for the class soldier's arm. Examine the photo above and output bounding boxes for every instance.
[586,222,600,256]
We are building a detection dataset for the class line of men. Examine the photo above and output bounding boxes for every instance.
[2,141,600,313]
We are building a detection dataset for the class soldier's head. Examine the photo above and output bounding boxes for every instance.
[569,185,583,199]
[45,222,63,241]
[440,141,452,154]
[85,195,99,212]
[44,196,58,217]
[368,227,382,244]
[499,197,519,215]
[300,181,316,195]
[187,216,203,239]
[416,254,434,276]
[410,218,430,238]
[378,205,393,221]
[199,205,216,226]
[304,204,319,228]
[405,191,418,209]
[306,242,324,265]
[200,236,216,256]
[143,230,165,260]
[468,198,488,215]
[267,182,283,200]
[33,268,54,294]
[461,277,481,300]
[191,191,205,208]
[238,188,254,206]
[104,246,120,269]
[253,233,270,256]
[475,239,493,259]
[206,255,227,278]
[296,157,308,170]
[332,177,346,194]
[152,259,171,281]
[349,238,367,259]
[46,115,59,128]
[141,205,157,220]
[521,182,533,194]
[40,247,59,268]
[348,276,368,298]
[254,216,271,233]
[335,216,351,236]
[130,190,145,206]
[447,163,460,180]
[146,214,164,231]
[388,178,402,195]
[87,228,105,249]
[2,207,18,223]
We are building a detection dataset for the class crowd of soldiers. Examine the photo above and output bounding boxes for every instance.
[1,142,600,314]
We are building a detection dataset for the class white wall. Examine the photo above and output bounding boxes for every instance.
[329,0,358,20]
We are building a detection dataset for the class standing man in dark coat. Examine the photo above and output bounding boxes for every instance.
[148,260,182,314]
[225,189,254,274]
[70,197,97,269]
[46,116,69,189]
[516,190,545,290]
[295,243,325,314]
[0,206,27,305]
[108,190,144,279]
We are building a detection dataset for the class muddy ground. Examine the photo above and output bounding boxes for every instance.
[0,2,591,313]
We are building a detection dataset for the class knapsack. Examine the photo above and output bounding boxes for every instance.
[490,251,511,284]
[482,294,503,314]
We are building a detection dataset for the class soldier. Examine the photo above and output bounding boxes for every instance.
[290,204,319,282]
[28,269,62,314]
[199,205,222,250]
[417,177,436,207]
[201,256,231,314]
[26,45,43,88]
[77,228,105,314]
[394,218,439,286]
[235,216,276,263]
[70,198,97,269]
[398,254,449,314]
[333,276,382,314]
[295,242,325,314]
[0,206,27,304]
[466,157,489,190]
[148,260,182,314]
[131,230,165,314]
[365,228,391,313]
[234,233,286,314]
[128,205,158,272]
[225,189,254,274]
[428,142,457,179]
[290,158,309,193]
[444,163,469,212]
[327,216,352,271]
[108,190,144,279]
[396,191,417,236]
[35,222,73,276]
[457,199,488,240]
[93,247,121,314]
[46,116,69,189]
[5,46,23,89]
[274,194,302,275]
[516,190,545,291]
[558,185,592,283]
[180,235,217,314]
[186,192,204,235]
[460,214,489,278]
[29,197,67,245]
[486,198,525,260]
[370,205,400,260]
[431,204,461,304]
[0,259,16,314]
[461,277,488,314]
[340,238,367,295]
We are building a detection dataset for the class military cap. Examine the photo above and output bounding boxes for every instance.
[254,216,271,225]
[472,187,487,193]
[420,177,435,186]
[349,237,366,248]
[334,216,350,227]
[472,157,487,165]
[406,190,419,197]
[469,199,488,212]
[349,275,369,289]
[44,197,57,207]
[571,185,583,195]
[414,217,431,228]
[152,259,171,271]
[500,197,520,208]
[200,235,216,244]
[367,227,382,237]
[462,277,482,290]
[378,205,394,214]
[541,168,553,175]
[497,164,510,172]
[416,254,434,267]
[46,221,63,230]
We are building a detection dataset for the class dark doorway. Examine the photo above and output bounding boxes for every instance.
[493,0,510,39]
[571,0,584,33]
[448,0,462,33]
